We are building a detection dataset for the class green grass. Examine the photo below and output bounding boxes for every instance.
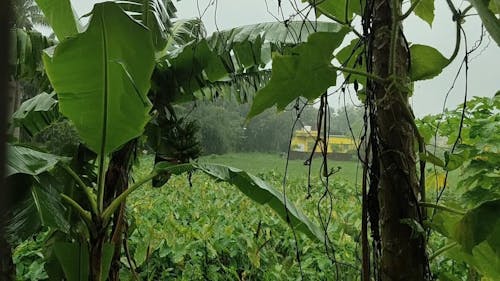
[199,152,362,184]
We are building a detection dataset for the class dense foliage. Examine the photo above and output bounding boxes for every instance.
[4,0,499,280]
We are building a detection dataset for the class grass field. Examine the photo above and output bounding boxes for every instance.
[199,152,363,184]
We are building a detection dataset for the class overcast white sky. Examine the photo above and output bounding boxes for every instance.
[70,0,499,117]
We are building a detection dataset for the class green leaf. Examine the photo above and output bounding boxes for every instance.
[6,144,67,177]
[454,199,500,254]
[54,242,89,281]
[410,44,449,81]
[304,0,362,20]
[411,0,435,27]
[248,31,348,119]
[35,0,81,39]
[420,151,445,167]
[196,163,325,243]
[7,175,70,241]
[444,151,467,171]
[446,241,500,279]
[489,0,500,14]
[335,39,366,86]
[101,244,115,281]
[11,92,59,136]
[470,0,500,46]
[43,2,155,155]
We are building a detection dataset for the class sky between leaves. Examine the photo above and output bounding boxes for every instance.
[68,0,499,117]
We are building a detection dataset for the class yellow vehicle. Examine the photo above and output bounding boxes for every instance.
[290,127,356,160]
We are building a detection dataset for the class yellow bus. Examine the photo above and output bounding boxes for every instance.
[290,127,357,160]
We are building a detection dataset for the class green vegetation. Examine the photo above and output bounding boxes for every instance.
[200,153,361,183]
[3,0,499,280]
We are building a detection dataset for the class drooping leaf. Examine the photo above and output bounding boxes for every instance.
[454,199,500,254]
[117,0,177,51]
[164,18,205,53]
[248,30,348,119]
[7,175,70,241]
[42,2,155,155]
[470,0,500,46]
[410,44,449,81]
[195,163,325,243]
[11,92,59,136]
[35,0,81,39]
[6,144,67,177]
[410,0,435,27]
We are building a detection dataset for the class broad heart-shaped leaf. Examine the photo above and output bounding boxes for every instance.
[43,2,155,155]
[410,44,449,81]
[453,199,500,254]
[6,144,68,177]
[248,30,348,119]
[303,0,362,20]
[335,38,366,86]
[410,0,435,27]
[446,240,500,280]
[195,163,325,243]
[470,0,500,46]
[35,0,81,39]
[11,92,59,136]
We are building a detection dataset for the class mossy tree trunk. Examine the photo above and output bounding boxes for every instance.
[370,0,427,280]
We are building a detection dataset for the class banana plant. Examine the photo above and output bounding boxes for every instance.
[22,1,337,280]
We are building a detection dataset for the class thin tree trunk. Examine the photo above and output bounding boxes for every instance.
[0,0,15,279]
[104,140,137,281]
[370,0,427,280]
[90,225,106,281]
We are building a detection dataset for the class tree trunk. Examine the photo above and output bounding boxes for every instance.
[0,0,15,279]
[104,140,137,281]
[370,0,427,280]
[90,224,106,281]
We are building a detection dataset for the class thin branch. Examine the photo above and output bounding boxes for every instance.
[400,0,421,20]
[419,202,466,215]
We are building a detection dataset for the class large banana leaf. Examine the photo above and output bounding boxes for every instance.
[6,144,70,240]
[7,175,70,241]
[155,21,343,102]
[42,2,155,155]
[196,163,325,243]
[116,0,177,51]
[6,144,68,177]
[35,0,81,40]
[11,92,59,137]
[9,29,54,79]
[154,162,325,243]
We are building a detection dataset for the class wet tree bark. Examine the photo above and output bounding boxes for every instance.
[104,140,137,281]
[370,0,427,280]
[0,0,15,280]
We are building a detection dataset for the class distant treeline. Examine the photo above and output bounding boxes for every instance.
[178,99,364,155]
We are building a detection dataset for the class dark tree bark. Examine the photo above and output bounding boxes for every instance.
[370,0,427,280]
[104,140,137,281]
[0,1,16,280]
